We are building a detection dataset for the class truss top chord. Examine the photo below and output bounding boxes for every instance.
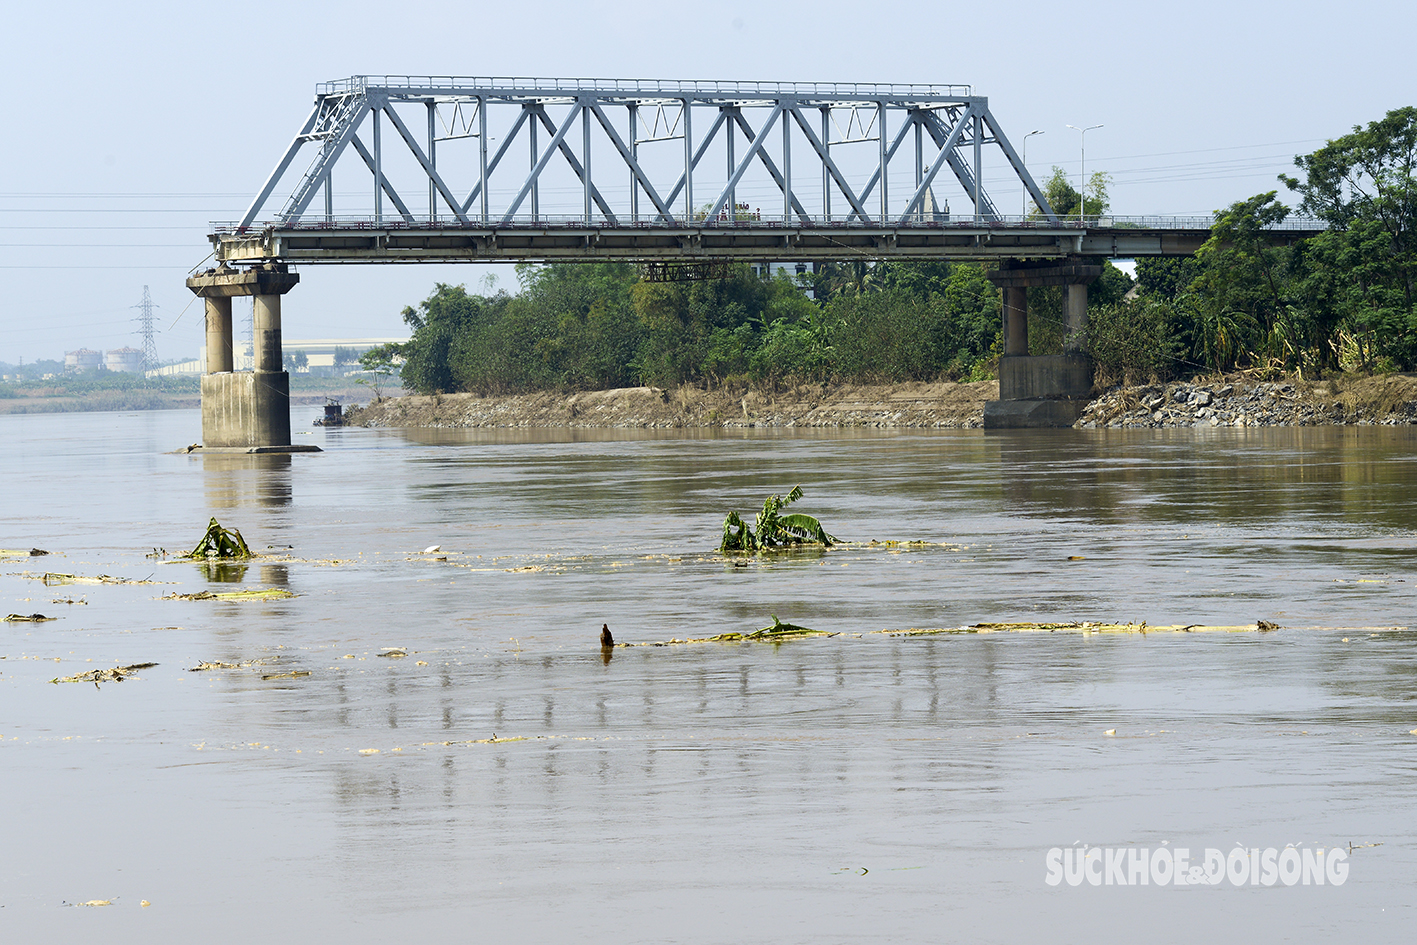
[315,75,976,105]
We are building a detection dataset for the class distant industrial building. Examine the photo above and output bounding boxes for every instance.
[148,338,407,378]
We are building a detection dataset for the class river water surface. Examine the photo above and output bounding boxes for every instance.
[2,408,1415,942]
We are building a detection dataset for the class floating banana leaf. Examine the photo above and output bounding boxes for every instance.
[720,485,837,553]
[185,517,252,559]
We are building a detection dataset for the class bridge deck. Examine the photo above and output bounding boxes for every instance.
[211,217,1324,264]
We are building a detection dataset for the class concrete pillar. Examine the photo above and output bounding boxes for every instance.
[253,294,283,373]
[1003,286,1028,356]
[204,297,234,373]
[1064,283,1088,353]
[186,265,304,451]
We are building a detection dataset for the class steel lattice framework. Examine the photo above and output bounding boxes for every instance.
[212,77,1321,264]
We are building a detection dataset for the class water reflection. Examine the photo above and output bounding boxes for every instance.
[200,560,249,583]
[990,427,1417,529]
[201,452,294,509]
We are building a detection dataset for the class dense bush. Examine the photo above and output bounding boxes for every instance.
[390,260,1010,395]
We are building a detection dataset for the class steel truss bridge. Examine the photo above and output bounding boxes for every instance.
[212,77,1322,265]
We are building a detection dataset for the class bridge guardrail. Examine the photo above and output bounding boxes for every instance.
[211,215,1327,234]
[316,76,976,100]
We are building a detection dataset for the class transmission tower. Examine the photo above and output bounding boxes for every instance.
[132,285,159,374]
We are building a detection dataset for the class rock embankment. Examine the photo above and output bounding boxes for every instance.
[1079,374,1417,428]
[347,380,998,429]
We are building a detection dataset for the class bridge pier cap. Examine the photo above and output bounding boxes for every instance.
[186,262,299,300]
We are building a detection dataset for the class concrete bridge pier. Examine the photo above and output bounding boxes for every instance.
[984,258,1102,428]
[185,264,318,453]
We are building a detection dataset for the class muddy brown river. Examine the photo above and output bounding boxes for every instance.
[2,408,1414,942]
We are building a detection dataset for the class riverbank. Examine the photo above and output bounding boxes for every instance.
[347,380,999,429]
[346,372,1417,430]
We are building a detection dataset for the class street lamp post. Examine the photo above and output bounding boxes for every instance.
[1022,129,1043,218]
[1066,123,1103,223]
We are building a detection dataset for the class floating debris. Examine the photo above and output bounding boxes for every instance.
[51,663,157,685]
[38,572,159,586]
[49,596,87,606]
[619,615,834,647]
[885,622,1267,636]
[377,648,408,658]
[261,670,311,680]
[4,613,56,622]
[188,658,271,671]
[184,517,252,560]
[161,588,295,602]
[2,548,49,558]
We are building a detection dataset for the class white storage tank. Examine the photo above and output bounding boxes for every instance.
[65,349,103,372]
[104,347,145,374]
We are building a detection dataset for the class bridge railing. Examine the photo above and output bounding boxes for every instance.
[316,76,976,100]
[212,214,1327,234]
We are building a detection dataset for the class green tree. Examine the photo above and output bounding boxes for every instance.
[1190,192,1298,372]
[631,264,768,386]
[1281,106,1417,368]
[357,343,403,401]
[513,263,641,389]
[1034,167,1110,219]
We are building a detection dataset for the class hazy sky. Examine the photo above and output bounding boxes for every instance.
[1,0,1410,364]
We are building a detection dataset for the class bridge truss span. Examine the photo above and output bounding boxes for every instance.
[224,76,1067,261]
[216,76,1326,265]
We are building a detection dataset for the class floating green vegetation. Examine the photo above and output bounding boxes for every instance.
[618,615,835,647]
[710,614,827,642]
[720,485,837,554]
[185,517,252,560]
